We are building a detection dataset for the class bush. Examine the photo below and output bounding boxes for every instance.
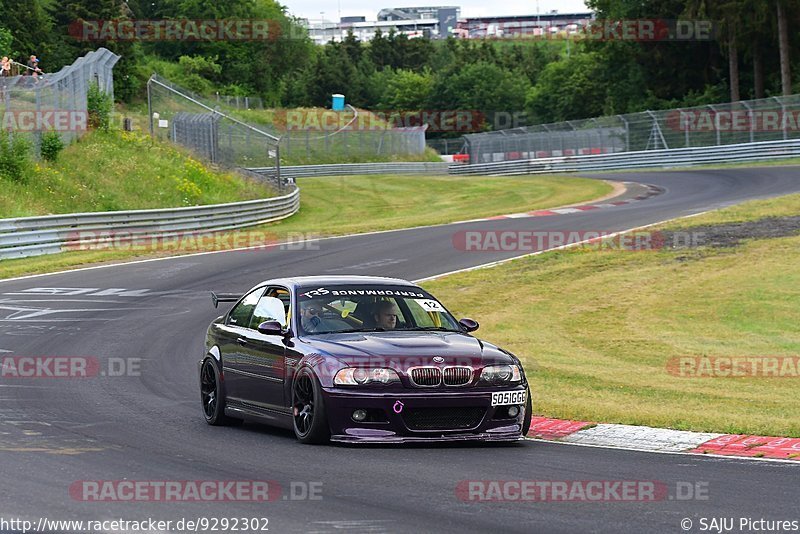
[87,81,113,131]
[0,131,33,183]
[39,131,65,162]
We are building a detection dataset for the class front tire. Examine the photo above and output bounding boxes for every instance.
[521,387,533,437]
[200,358,241,426]
[291,367,330,444]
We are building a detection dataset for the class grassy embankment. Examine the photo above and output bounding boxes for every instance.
[423,192,800,437]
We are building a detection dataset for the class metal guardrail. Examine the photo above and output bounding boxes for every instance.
[0,187,299,260]
[0,162,445,261]
[250,162,449,178]
[449,138,800,176]
[9,136,795,261]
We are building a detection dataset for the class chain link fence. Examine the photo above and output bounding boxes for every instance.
[0,47,119,148]
[281,116,425,165]
[147,74,283,186]
[426,137,466,155]
[214,94,264,110]
[148,75,429,176]
[464,95,800,163]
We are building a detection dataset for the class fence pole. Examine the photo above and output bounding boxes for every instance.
[147,78,154,137]
[773,96,788,140]
[741,100,754,144]
[619,115,629,152]
[708,104,720,145]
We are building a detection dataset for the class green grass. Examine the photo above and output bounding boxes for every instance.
[661,192,800,227]
[0,174,612,279]
[266,174,612,235]
[0,130,274,218]
[423,194,800,437]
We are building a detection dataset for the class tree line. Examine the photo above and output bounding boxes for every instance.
[1,0,798,130]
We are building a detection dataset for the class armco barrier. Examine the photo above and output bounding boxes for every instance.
[449,138,800,175]
[0,187,299,260]
[0,161,446,262]
[250,162,449,178]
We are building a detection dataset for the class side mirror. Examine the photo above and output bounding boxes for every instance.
[459,318,479,333]
[257,320,285,336]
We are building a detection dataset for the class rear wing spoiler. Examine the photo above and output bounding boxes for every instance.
[211,291,242,308]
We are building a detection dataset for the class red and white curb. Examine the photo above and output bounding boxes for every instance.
[527,417,800,462]
[464,183,664,223]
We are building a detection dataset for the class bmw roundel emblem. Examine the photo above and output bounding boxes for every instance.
[432,356,445,364]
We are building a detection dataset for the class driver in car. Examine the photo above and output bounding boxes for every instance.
[373,300,401,330]
[300,300,323,332]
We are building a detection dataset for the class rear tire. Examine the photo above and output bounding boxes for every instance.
[200,358,242,426]
[292,367,330,444]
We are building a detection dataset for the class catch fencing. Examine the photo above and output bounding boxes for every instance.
[465,94,800,164]
[450,138,800,175]
[426,137,467,155]
[277,109,427,165]
[0,47,119,147]
[214,94,264,110]
[148,75,427,171]
[147,74,283,184]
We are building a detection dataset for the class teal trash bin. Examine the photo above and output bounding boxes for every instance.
[332,94,345,111]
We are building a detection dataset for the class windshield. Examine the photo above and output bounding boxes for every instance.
[295,284,462,335]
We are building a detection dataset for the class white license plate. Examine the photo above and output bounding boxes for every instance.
[491,390,526,406]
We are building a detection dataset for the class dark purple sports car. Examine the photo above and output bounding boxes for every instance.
[200,276,532,444]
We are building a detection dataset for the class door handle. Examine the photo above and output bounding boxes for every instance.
[236,337,248,346]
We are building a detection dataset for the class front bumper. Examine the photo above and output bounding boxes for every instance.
[323,386,527,443]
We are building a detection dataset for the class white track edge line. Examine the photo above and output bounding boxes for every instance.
[523,437,800,465]
[412,210,711,283]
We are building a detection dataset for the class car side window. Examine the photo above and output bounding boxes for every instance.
[250,295,289,329]
[264,287,291,318]
[227,288,263,327]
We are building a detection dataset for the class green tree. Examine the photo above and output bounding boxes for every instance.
[379,69,434,109]
[525,52,608,122]
[428,61,530,119]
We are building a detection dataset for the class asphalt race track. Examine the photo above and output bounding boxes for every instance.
[1,167,799,533]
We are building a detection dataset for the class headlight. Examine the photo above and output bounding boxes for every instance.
[479,364,522,384]
[334,367,400,385]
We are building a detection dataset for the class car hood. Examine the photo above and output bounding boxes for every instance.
[302,331,515,369]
